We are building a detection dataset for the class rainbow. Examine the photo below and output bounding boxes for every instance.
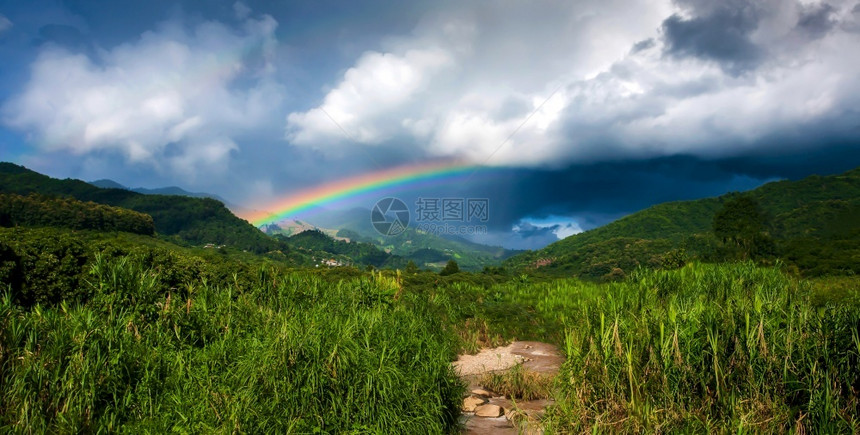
[244,160,492,226]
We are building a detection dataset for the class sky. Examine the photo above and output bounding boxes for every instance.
[1,0,859,249]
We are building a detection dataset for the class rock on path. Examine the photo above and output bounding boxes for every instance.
[456,341,563,435]
[452,343,526,376]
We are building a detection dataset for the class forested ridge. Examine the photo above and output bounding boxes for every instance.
[507,166,860,279]
[0,162,277,252]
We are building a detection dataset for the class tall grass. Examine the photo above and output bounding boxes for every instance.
[426,262,859,432]
[0,254,463,433]
[3,252,857,433]
[479,363,553,401]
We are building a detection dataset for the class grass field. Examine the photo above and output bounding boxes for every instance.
[429,263,860,432]
[2,250,858,433]
[0,255,463,433]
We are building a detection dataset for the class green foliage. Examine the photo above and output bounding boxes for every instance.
[661,248,687,270]
[2,216,859,432]
[425,263,860,432]
[0,229,89,306]
[281,229,401,268]
[479,363,552,401]
[0,227,302,307]
[508,166,860,278]
[0,163,280,253]
[545,263,860,432]
[439,259,460,276]
[0,193,155,235]
[712,196,775,260]
[404,260,419,274]
[0,256,464,433]
[336,224,517,272]
[713,196,767,242]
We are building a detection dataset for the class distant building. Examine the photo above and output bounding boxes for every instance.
[322,258,343,267]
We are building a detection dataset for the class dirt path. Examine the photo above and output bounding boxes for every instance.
[454,341,563,434]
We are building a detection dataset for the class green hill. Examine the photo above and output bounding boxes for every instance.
[277,229,404,269]
[0,193,155,235]
[304,207,518,271]
[0,163,415,270]
[507,166,860,278]
[0,162,280,253]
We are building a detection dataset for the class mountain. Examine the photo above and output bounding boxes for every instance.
[277,229,403,269]
[89,179,127,190]
[2,163,418,270]
[260,218,332,238]
[89,179,236,207]
[1,163,280,253]
[295,207,520,271]
[507,167,860,278]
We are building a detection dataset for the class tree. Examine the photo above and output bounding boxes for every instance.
[404,260,419,274]
[712,196,774,260]
[439,259,460,276]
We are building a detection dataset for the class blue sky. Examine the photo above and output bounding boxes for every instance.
[1,0,860,249]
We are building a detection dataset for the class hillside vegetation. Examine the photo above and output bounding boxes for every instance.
[278,229,404,269]
[3,233,857,432]
[508,167,860,278]
[0,163,277,253]
[0,193,155,235]
[294,206,516,271]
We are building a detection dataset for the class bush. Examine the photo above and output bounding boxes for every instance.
[439,260,460,276]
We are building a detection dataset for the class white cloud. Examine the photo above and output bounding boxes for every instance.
[285,0,860,167]
[286,46,455,146]
[2,12,283,179]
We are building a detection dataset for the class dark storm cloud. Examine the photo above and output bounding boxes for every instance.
[839,3,860,33]
[497,222,565,250]
[631,38,656,53]
[469,145,860,234]
[796,3,837,39]
[661,1,764,74]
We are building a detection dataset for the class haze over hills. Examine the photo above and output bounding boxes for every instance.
[507,166,860,278]
[264,206,520,271]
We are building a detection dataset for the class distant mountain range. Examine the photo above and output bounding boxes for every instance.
[88,179,240,209]
[263,207,521,271]
[4,161,859,276]
[86,179,517,271]
[1,163,513,271]
[506,166,860,278]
